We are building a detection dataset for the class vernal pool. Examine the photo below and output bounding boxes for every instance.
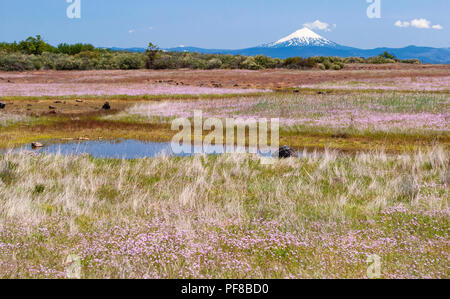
[1,139,291,159]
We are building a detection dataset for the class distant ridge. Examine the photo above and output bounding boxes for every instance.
[111,27,450,64]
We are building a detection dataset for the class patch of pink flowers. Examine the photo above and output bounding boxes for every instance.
[0,83,265,97]
[299,76,450,91]
[129,96,450,131]
[0,212,447,279]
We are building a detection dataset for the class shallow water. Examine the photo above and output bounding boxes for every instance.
[1,139,289,159]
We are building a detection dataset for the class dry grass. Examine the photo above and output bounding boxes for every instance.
[0,148,448,278]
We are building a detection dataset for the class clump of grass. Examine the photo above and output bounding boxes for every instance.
[0,160,18,185]
[33,184,45,195]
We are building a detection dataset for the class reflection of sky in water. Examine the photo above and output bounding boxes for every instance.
[2,140,287,160]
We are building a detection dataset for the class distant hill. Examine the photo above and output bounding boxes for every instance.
[111,28,450,64]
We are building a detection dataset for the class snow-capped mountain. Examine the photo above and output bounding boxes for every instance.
[262,28,337,48]
[115,27,450,64]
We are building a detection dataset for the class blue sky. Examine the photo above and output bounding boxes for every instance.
[1,0,448,49]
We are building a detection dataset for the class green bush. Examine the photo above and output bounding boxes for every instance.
[322,59,332,70]
[344,57,365,63]
[0,53,36,71]
[240,57,262,70]
[401,59,421,64]
[57,43,95,55]
[206,58,222,69]
[283,57,316,69]
[114,53,146,70]
[254,55,278,68]
[331,64,342,70]
[53,55,83,70]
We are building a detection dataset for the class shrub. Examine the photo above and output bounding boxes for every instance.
[322,59,332,70]
[344,57,365,63]
[331,64,342,70]
[401,59,421,64]
[283,57,316,69]
[54,55,90,70]
[254,55,278,68]
[152,53,180,69]
[115,53,146,70]
[75,51,101,60]
[0,53,36,71]
[57,43,95,55]
[206,58,222,69]
[240,57,262,70]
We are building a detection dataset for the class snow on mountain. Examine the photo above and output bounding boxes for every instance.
[117,27,450,64]
[262,27,337,48]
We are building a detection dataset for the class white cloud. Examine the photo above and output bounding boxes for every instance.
[395,18,443,30]
[410,18,431,29]
[128,29,135,34]
[395,20,410,28]
[304,20,334,32]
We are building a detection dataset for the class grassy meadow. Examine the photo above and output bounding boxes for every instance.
[0,148,448,278]
[0,68,449,279]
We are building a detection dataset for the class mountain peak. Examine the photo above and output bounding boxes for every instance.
[263,27,336,48]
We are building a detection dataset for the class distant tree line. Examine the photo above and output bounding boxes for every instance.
[0,36,421,71]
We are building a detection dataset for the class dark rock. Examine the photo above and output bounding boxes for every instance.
[31,142,43,148]
[49,106,56,110]
[54,100,62,104]
[102,102,111,110]
[0,102,5,109]
[278,146,296,159]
